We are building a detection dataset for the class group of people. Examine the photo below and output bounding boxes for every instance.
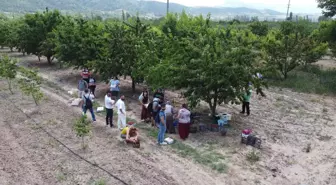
[78,68,96,97]
[77,68,199,147]
[77,69,140,147]
[139,88,192,145]
[78,69,267,148]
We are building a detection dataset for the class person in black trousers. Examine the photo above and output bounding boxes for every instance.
[105,92,115,127]
[241,88,252,116]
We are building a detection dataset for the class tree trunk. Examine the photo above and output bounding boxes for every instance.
[131,77,136,94]
[208,100,217,117]
[82,137,85,150]
[210,103,217,117]
[47,56,52,64]
[7,79,13,94]
[32,95,38,106]
[283,71,288,80]
[38,55,41,62]
[10,47,13,52]
[208,92,218,116]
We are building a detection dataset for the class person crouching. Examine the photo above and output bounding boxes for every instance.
[120,124,140,148]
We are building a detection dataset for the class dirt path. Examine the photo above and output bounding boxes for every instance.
[2,49,336,185]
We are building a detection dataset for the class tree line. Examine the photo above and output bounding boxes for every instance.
[0,9,334,115]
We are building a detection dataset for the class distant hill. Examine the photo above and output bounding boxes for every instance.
[0,0,285,18]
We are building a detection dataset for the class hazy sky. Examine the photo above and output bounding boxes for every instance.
[154,0,321,14]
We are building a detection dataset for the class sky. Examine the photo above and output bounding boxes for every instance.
[153,0,321,14]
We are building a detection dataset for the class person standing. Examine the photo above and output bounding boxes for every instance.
[109,77,120,98]
[81,68,90,84]
[105,91,115,128]
[82,89,96,122]
[116,95,126,130]
[139,88,150,122]
[177,104,191,140]
[78,78,88,99]
[153,88,164,101]
[88,75,96,96]
[165,101,175,134]
[241,87,252,116]
[152,97,161,127]
[158,103,167,145]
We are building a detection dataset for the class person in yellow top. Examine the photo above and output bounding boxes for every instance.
[120,123,140,148]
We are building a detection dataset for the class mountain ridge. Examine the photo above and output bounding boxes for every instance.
[0,0,285,18]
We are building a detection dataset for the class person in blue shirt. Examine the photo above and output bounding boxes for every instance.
[157,103,167,145]
[109,77,120,98]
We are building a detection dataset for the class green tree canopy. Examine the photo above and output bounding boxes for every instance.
[263,21,327,79]
[21,9,63,63]
[248,21,269,37]
[147,15,264,115]
[317,0,336,17]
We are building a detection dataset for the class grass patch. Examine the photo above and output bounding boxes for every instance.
[211,163,227,173]
[137,123,227,173]
[56,172,66,182]
[171,141,227,173]
[136,123,158,138]
[246,150,260,163]
[148,128,159,138]
[268,65,336,95]
[93,179,106,185]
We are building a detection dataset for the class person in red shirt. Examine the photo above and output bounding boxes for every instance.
[81,68,90,84]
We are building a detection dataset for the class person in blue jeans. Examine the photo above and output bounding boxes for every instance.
[82,89,96,122]
[158,103,167,145]
[109,76,120,98]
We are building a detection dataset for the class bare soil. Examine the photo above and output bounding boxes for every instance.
[1,49,336,185]
[315,58,336,70]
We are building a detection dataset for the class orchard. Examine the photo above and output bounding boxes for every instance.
[0,9,333,115]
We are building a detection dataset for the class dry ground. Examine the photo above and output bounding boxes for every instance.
[1,49,336,185]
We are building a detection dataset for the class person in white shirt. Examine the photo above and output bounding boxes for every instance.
[105,91,115,128]
[82,89,96,122]
[116,95,126,130]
